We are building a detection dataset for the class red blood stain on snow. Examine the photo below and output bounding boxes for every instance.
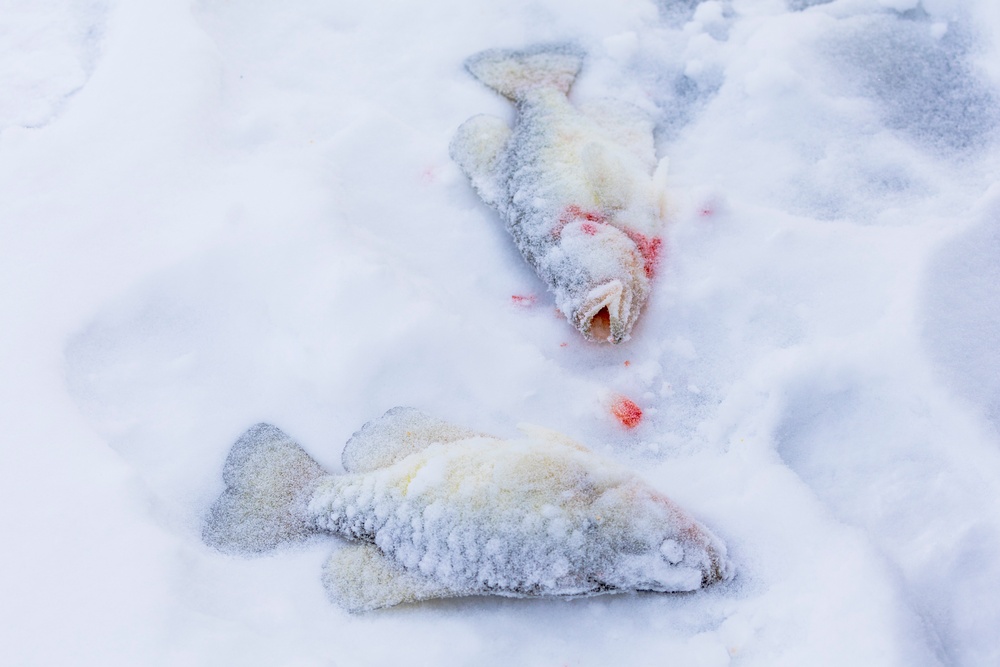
[559,342,568,347]
[581,222,598,235]
[611,396,643,429]
[698,197,725,218]
[624,360,631,367]
[420,166,439,184]
[511,294,537,307]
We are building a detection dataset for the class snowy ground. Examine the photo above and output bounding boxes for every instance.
[3,0,1000,665]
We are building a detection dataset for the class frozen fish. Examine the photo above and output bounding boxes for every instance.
[451,44,668,343]
[204,408,731,612]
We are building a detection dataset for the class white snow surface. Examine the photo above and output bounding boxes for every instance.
[3,0,1000,665]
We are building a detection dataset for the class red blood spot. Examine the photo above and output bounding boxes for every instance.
[624,360,631,367]
[581,222,598,235]
[625,231,663,278]
[559,342,568,348]
[511,294,536,307]
[698,197,725,218]
[612,396,643,429]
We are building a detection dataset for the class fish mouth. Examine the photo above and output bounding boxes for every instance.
[574,280,634,344]
[701,543,735,587]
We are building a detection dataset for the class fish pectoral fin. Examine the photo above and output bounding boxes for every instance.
[450,114,510,207]
[653,156,670,221]
[342,407,486,473]
[579,98,657,169]
[581,142,634,212]
[323,542,461,612]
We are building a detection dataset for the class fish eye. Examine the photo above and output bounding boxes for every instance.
[659,539,684,565]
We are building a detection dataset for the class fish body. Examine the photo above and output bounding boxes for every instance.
[451,44,668,343]
[204,408,731,612]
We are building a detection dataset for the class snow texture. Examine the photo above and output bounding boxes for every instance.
[4,0,1000,665]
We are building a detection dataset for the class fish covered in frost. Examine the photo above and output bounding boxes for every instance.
[204,408,732,612]
[451,44,668,343]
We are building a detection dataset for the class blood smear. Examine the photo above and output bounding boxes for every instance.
[611,396,643,429]
[511,294,536,307]
[420,166,438,183]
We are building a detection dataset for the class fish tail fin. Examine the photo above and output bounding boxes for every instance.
[203,423,326,554]
[465,43,584,101]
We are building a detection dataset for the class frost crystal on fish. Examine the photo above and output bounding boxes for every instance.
[451,44,668,343]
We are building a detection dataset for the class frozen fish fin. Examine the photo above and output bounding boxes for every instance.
[581,142,633,212]
[580,98,657,169]
[203,423,326,554]
[516,423,591,452]
[323,542,461,612]
[653,155,670,220]
[465,43,584,102]
[342,407,484,473]
[450,114,511,207]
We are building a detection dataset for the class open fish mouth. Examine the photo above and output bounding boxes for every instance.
[574,280,635,344]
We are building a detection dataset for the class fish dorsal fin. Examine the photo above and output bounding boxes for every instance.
[341,407,483,473]
[323,542,463,612]
[465,43,584,101]
[450,114,511,207]
[516,423,592,452]
[579,98,657,170]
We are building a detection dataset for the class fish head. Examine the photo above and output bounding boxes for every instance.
[556,220,650,344]
[593,482,732,592]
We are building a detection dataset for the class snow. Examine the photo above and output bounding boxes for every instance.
[2,0,1000,665]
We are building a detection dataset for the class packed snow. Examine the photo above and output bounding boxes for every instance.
[3,0,1000,665]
